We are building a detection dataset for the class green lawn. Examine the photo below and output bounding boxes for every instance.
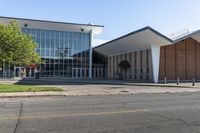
[0,84,63,92]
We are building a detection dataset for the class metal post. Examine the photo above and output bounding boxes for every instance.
[177,77,179,85]
[192,78,195,86]
[164,77,167,84]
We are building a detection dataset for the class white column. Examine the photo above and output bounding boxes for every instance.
[151,45,160,83]
[89,30,93,79]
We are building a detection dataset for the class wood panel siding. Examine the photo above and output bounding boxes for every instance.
[196,41,200,80]
[186,38,196,80]
[176,41,186,80]
[159,38,199,81]
[159,47,165,80]
[165,45,176,80]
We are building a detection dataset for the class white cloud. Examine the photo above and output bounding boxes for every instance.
[92,39,109,47]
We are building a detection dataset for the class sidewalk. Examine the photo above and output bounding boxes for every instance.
[0,78,200,98]
[0,78,199,87]
[0,84,200,98]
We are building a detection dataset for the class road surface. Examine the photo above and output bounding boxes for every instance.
[1,92,200,133]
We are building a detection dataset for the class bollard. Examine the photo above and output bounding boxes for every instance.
[177,77,180,85]
[164,77,167,84]
[192,78,195,86]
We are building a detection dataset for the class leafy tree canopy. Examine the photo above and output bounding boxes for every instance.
[0,21,43,65]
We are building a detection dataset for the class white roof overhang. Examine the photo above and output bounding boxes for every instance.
[94,27,173,56]
[173,30,200,43]
[0,16,104,35]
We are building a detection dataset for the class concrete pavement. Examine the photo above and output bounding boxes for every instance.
[1,78,199,87]
[0,79,200,98]
[1,92,200,132]
[0,84,200,98]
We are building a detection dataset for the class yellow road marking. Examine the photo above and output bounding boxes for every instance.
[0,109,149,120]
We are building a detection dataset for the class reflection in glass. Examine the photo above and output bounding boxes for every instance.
[22,28,90,77]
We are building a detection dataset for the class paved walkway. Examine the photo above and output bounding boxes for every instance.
[0,78,200,98]
[0,78,199,87]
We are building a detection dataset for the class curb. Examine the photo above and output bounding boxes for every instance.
[126,84,198,88]
[1,79,198,88]
[0,94,66,98]
[0,91,66,98]
[28,79,198,88]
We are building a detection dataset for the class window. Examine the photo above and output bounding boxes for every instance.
[24,24,28,27]
[147,68,149,73]
[140,68,143,73]
[21,28,90,78]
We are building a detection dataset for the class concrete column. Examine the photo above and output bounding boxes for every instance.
[151,45,160,83]
[89,30,93,79]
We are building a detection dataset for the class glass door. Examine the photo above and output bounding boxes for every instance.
[26,68,35,78]
[14,67,26,78]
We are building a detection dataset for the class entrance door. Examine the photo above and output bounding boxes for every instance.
[72,68,87,78]
[72,68,79,78]
[14,67,25,78]
[26,68,35,78]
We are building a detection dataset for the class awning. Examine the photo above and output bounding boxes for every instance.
[94,27,173,56]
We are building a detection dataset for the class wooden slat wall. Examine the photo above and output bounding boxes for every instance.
[165,45,176,80]
[106,37,200,81]
[176,41,186,80]
[159,38,200,81]
[196,41,200,80]
[186,38,196,80]
[159,47,165,80]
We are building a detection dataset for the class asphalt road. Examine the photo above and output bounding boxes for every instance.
[1,92,200,133]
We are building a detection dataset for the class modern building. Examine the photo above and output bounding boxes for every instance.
[94,27,200,83]
[0,16,104,79]
[1,16,200,83]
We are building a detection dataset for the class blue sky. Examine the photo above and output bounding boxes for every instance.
[1,0,200,46]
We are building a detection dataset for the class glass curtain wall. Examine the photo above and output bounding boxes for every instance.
[22,28,90,78]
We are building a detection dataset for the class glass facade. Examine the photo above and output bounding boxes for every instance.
[22,28,91,78]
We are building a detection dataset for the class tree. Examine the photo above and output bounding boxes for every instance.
[0,21,43,65]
